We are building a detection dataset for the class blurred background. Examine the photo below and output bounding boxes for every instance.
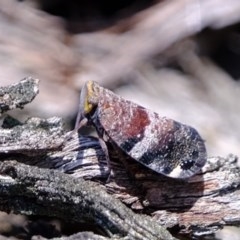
[0,0,240,239]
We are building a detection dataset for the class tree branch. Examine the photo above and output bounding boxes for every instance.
[0,79,240,239]
[0,160,175,240]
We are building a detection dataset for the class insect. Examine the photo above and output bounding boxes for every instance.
[74,80,207,179]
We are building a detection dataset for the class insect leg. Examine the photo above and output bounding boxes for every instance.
[98,137,112,181]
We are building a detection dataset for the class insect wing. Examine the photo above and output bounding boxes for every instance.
[95,91,206,178]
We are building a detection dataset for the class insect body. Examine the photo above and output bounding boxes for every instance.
[75,81,207,179]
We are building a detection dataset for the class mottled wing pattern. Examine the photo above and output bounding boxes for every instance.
[94,86,206,178]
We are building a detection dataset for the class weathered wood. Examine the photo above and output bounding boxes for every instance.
[114,154,240,237]
[0,77,39,115]
[1,115,240,238]
[40,136,240,237]
[0,116,64,154]
[0,160,176,240]
[0,79,240,239]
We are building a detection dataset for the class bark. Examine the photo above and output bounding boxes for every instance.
[0,77,39,115]
[1,79,240,239]
[0,160,176,240]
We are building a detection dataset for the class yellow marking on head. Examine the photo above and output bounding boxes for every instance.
[80,80,99,115]
[84,81,94,114]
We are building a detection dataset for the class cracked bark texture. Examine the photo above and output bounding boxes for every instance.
[0,78,240,240]
[0,160,176,240]
[0,77,39,115]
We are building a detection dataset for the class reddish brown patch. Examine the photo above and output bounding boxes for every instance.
[123,107,150,138]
